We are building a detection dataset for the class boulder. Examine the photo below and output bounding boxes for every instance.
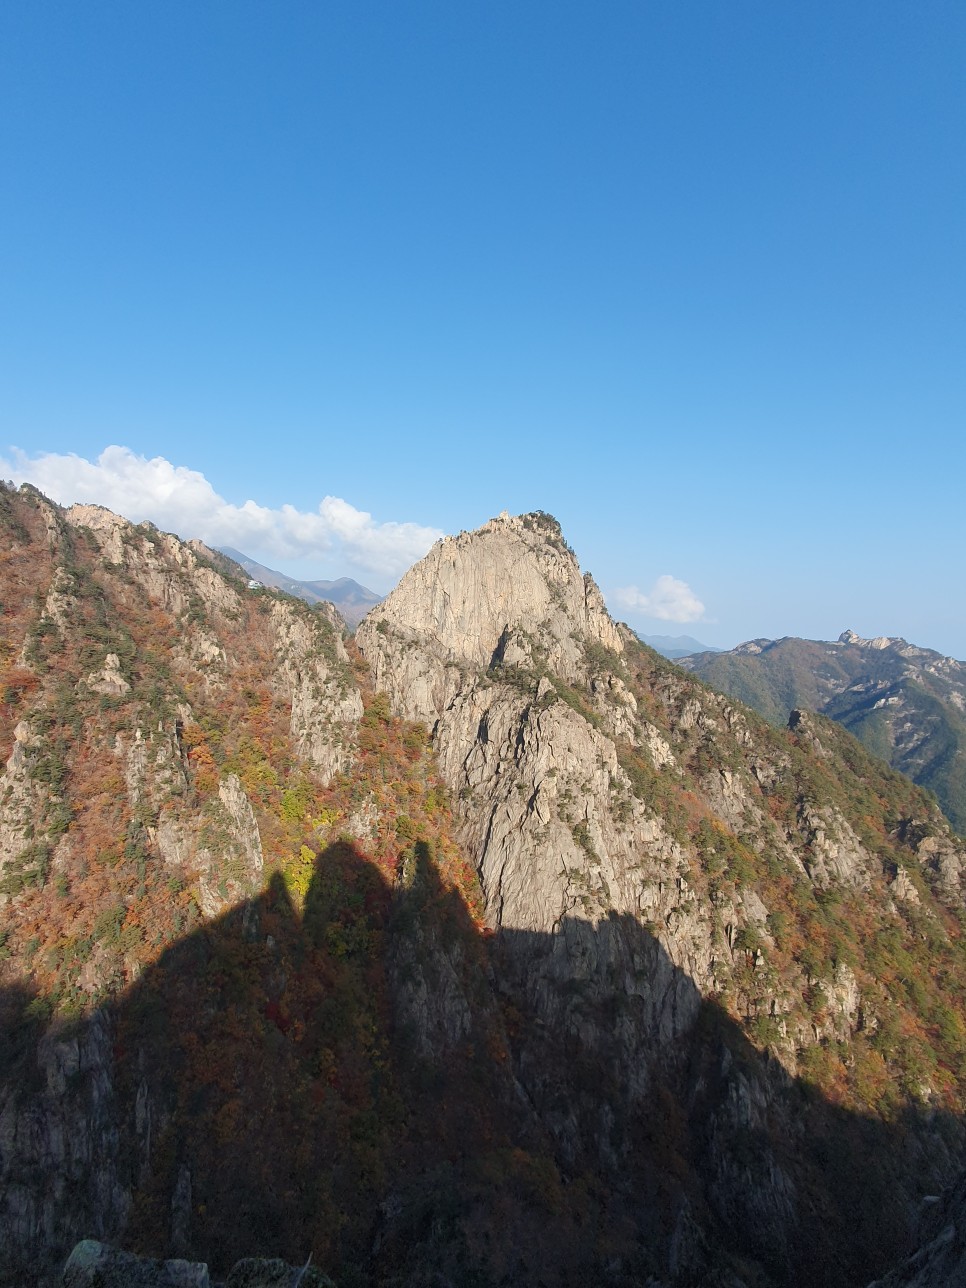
[62,1240,210,1287]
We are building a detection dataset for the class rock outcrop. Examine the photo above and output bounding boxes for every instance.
[62,1240,210,1287]
[360,511,622,723]
[60,1241,336,1288]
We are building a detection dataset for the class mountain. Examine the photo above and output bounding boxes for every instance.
[681,630,966,834]
[638,632,723,659]
[300,577,384,629]
[3,490,966,1287]
[218,546,383,627]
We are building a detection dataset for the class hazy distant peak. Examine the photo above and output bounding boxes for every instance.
[215,547,383,628]
[638,632,723,659]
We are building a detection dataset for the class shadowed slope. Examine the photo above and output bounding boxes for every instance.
[2,839,961,1288]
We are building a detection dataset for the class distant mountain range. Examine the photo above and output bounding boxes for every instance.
[681,629,966,834]
[218,547,383,627]
[638,632,723,659]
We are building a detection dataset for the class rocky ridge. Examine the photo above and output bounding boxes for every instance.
[0,494,361,916]
[0,485,367,1282]
[681,629,966,834]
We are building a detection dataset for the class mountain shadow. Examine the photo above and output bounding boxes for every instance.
[1,842,962,1288]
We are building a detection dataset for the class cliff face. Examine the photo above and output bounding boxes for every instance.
[867,1171,966,1287]
[361,511,622,720]
[5,493,966,1288]
[358,510,966,1282]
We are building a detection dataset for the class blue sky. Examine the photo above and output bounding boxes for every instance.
[2,2,964,655]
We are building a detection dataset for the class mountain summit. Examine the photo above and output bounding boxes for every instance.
[359,509,622,719]
[359,511,966,1281]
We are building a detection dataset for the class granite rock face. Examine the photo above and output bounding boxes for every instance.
[358,509,966,1282]
[358,511,622,725]
[1,1012,129,1283]
[358,514,782,1217]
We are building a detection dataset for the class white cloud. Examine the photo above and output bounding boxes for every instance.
[0,445,442,580]
[611,575,706,623]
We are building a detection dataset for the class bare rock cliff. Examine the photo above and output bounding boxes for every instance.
[359,511,622,724]
[358,510,966,1284]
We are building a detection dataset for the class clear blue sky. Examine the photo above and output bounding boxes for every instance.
[2,2,964,655]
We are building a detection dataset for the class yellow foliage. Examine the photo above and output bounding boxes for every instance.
[281,843,317,906]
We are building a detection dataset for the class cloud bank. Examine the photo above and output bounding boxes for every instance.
[0,446,442,581]
[611,575,706,623]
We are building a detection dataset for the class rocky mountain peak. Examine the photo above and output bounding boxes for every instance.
[357,510,622,724]
[733,638,770,655]
[839,628,902,651]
